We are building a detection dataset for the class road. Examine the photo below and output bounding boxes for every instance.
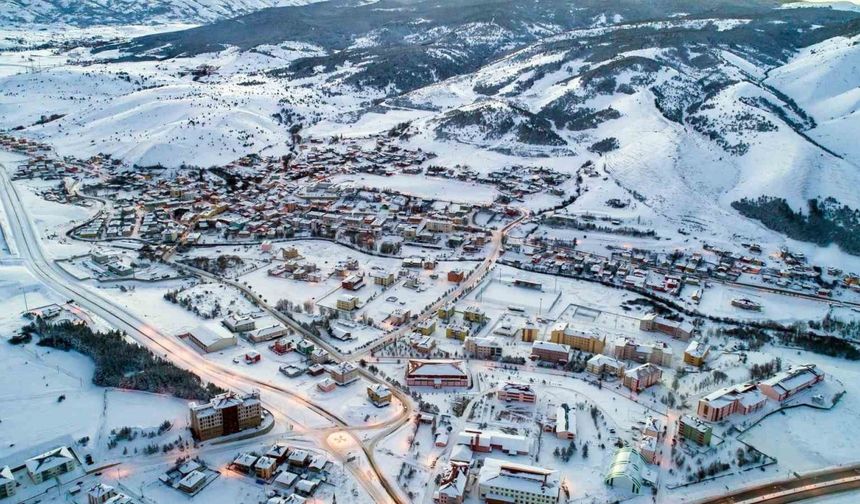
[0,165,404,504]
[697,466,860,504]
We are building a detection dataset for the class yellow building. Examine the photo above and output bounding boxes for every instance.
[463,306,486,323]
[550,322,605,354]
[438,304,455,320]
[336,294,358,311]
[446,323,470,340]
[415,318,436,336]
[683,340,709,367]
[520,323,538,342]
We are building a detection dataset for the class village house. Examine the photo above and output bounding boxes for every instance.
[368,383,392,407]
[326,361,359,386]
[433,464,467,504]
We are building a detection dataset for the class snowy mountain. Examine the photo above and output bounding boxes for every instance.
[2,0,860,248]
[0,0,329,26]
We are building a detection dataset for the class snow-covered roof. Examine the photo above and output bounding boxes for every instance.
[605,448,645,486]
[25,446,75,476]
[556,405,576,436]
[0,466,13,485]
[478,458,559,498]
[407,359,467,378]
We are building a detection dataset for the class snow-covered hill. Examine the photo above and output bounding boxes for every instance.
[0,0,329,26]
[1,0,859,248]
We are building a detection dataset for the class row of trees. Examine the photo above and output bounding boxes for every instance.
[29,318,223,400]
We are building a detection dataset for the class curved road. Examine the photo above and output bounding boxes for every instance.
[0,165,404,503]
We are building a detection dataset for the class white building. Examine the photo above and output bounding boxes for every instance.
[478,458,560,504]
[25,446,77,484]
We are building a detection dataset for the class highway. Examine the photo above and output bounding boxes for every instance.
[697,466,860,504]
[0,165,404,504]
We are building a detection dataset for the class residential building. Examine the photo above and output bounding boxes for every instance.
[336,294,359,311]
[605,448,646,494]
[415,318,436,336]
[247,324,290,343]
[446,323,470,341]
[189,391,262,441]
[25,446,77,484]
[549,322,606,354]
[640,312,694,340]
[697,383,766,422]
[520,322,538,342]
[497,382,536,404]
[586,354,625,377]
[317,377,336,392]
[531,340,571,364]
[438,304,455,320]
[371,271,396,286]
[556,404,576,440]
[448,269,465,283]
[0,466,13,500]
[254,456,278,480]
[757,364,824,402]
[463,306,486,323]
[683,340,710,367]
[406,360,468,388]
[368,383,392,407]
[87,483,117,504]
[326,361,359,386]
[678,415,712,446]
[623,363,663,392]
[464,336,503,359]
[223,314,255,333]
[433,464,467,504]
[613,338,673,367]
[478,458,560,504]
[177,470,207,494]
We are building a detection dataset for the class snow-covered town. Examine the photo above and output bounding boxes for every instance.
[2,2,860,504]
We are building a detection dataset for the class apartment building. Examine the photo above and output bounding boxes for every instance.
[549,322,606,354]
[623,363,663,392]
[190,391,262,441]
[464,336,503,359]
[531,340,571,364]
[678,415,712,446]
[25,446,78,484]
[497,382,537,404]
